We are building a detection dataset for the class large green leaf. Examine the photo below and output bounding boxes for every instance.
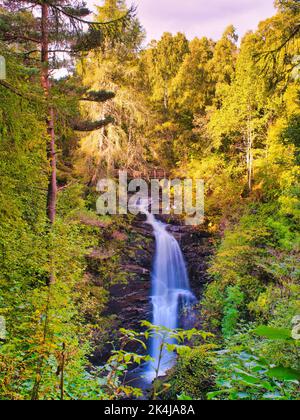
[234,370,261,385]
[254,326,291,341]
[266,367,300,381]
[177,394,193,400]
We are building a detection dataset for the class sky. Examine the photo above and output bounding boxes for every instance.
[87,0,276,43]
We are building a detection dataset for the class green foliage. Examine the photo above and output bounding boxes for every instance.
[202,196,299,330]
[177,393,193,400]
[95,0,145,55]
[254,326,292,341]
[0,41,138,400]
[142,32,189,110]
[275,0,300,12]
[168,345,215,400]
[222,286,245,339]
[75,6,147,178]
[208,348,299,400]
[197,20,300,395]
[171,36,214,114]
[1,0,300,402]
[207,321,300,400]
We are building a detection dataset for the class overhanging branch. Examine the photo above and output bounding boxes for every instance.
[72,116,114,132]
[80,90,115,103]
[49,3,136,28]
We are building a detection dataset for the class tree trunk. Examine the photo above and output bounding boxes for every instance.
[246,113,253,192]
[163,80,168,112]
[59,343,66,401]
[31,3,57,400]
[41,3,57,225]
[47,107,57,225]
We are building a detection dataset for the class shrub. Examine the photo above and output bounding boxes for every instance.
[167,346,215,400]
[222,285,245,338]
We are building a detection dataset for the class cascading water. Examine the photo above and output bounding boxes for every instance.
[141,207,196,380]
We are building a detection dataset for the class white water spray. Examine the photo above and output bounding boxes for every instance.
[139,205,196,379]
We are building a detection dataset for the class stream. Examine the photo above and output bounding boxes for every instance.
[95,204,213,390]
[140,207,196,382]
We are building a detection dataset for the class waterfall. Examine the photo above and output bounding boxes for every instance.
[142,209,196,380]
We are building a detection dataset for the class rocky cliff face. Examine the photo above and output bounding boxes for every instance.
[108,219,154,335]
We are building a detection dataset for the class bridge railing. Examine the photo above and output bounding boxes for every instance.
[112,169,169,180]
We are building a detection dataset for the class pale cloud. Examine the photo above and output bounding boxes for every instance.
[87,0,276,42]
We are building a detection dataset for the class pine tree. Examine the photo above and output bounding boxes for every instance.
[0,0,135,225]
[0,0,135,400]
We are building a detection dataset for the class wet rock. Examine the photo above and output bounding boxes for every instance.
[94,214,215,363]
[115,220,213,320]
[121,264,150,276]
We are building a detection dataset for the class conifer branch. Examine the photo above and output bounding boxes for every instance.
[80,90,115,103]
[49,2,136,28]
[72,116,114,132]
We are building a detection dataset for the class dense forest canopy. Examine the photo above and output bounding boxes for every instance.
[0,0,299,400]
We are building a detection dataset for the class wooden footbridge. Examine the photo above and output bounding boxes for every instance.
[112,168,169,180]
